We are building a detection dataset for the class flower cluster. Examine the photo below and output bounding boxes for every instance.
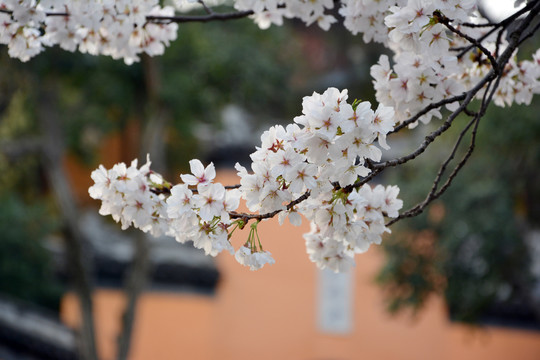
[304,184,401,272]
[492,49,540,107]
[9,1,538,272]
[2,0,540,118]
[90,88,403,272]
[232,88,402,271]
[0,0,177,63]
[166,160,242,258]
[234,0,336,30]
[453,31,540,109]
[339,0,405,43]
[88,157,169,237]
[367,0,540,126]
[367,1,475,125]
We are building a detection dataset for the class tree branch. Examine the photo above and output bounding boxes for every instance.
[198,0,215,15]
[217,3,540,228]
[84,0,540,232]
[145,10,254,24]
[229,191,310,223]
[390,94,467,134]
[386,56,504,227]
[456,0,539,58]
[0,7,254,24]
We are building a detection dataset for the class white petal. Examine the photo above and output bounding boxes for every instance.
[204,162,216,182]
[189,159,205,177]
[180,174,198,185]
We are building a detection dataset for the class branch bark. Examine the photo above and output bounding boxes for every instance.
[116,231,150,360]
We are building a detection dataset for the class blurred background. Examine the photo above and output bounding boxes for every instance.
[0,4,539,360]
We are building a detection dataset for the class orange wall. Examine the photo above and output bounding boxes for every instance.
[62,170,540,360]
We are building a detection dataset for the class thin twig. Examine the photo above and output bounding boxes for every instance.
[0,8,68,17]
[436,11,499,72]
[460,21,498,28]
[456,0,539,58]
[390,93,467,134]
[386,115,480,226]
[198,0,215,15]
[386,59,504,227]
[229,191,310,222]
[516,18,540,46]
[375,71,495,170]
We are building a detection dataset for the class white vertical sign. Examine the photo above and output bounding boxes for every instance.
[317,268,354,334]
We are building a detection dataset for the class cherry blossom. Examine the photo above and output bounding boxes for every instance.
[2,0,536,273]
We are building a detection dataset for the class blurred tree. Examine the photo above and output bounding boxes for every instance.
[378,100,540,324]
[0,73,63,311]
[0,15,303,360]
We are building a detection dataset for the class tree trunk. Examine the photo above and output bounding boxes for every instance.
[116,231,151,360]
[116,54,168,360]
[38,83,99,360]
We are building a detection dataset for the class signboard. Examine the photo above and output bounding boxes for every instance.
[317,268,354,334]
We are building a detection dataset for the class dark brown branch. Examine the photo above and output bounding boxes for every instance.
[494,23,505,58]
[150,183,240,196]
[433,71,501,192]
[0,7,253,24]
[428,116,479,196]
[145,10,254,24]
[497,0,540,70]
[516,17,540,46]
[229,191,310,223]
[386,116,480,226]
[460,21,497,28]
[390,94,467,134]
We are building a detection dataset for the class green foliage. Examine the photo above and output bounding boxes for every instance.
[161,18,298,118]
[159,18,301,169]
[0,18,301,169]
[0,84,63,310]
[378,101,540,322]
[0,194,63,311]
[0,87,43,199]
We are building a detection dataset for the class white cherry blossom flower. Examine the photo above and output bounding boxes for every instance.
[195,183,226,221]
[180,159,216,192]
